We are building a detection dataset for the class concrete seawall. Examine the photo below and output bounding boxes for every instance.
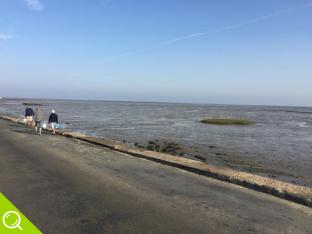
[1,115,311,208]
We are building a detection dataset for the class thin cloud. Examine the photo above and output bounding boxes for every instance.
[106,48,151,61]
[24,0,44,11]
[106,2,312,61]
[0,31,13,40]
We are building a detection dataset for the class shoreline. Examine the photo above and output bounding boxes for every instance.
[1,114,311,208]
[124,138,307,187]
[1,99,311,188]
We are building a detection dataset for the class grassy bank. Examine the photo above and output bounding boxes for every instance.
[200,118,255,125]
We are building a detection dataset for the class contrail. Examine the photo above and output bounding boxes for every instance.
[105,2,312,61]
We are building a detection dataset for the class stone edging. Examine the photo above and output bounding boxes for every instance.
[1,115,311,208]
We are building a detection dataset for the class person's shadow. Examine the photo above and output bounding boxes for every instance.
[12,129,39,135]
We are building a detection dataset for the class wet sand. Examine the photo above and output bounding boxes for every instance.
[129,138,312,187]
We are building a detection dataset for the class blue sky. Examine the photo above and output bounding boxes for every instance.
[0,0,311,106]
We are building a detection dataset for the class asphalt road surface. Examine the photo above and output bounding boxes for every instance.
[0,119,311,233]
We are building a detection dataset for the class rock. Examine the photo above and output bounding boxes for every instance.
[194,155,206,162]
[147,145,155,151]
[154,145,160,152]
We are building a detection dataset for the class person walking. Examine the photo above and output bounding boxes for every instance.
[48,110,58,135]
[34,108,44,135]
[25,106,34,127]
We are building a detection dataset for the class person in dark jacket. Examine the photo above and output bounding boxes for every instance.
[25,106,34,126]
[48,110,58,135]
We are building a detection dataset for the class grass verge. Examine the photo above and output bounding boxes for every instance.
[200,118,255,125]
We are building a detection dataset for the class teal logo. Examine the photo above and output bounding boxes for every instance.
[0,193,42,233]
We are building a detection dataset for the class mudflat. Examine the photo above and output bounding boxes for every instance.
[0,119,311,234]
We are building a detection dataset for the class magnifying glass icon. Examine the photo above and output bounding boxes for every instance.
[2,211,23,231]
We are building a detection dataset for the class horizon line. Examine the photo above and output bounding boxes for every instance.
[1,96,311,108]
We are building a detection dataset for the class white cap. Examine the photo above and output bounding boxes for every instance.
[52,109,55,113]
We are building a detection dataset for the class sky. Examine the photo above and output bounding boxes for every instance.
[0,0,311,106]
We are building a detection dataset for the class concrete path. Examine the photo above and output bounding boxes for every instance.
[0,119,311,234]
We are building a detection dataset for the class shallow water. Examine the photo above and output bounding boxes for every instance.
[1,98,311,186]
